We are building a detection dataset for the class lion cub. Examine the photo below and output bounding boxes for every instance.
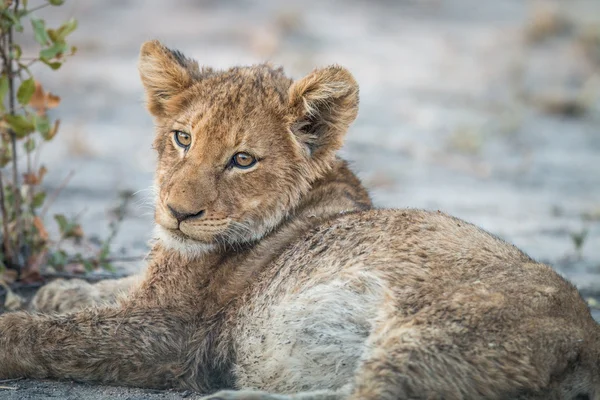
[1,40,599,400]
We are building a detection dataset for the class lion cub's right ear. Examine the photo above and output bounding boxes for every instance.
[138,40,199,118]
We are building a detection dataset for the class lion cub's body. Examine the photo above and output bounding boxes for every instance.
[232,208,595,399]
[2,41,600,400]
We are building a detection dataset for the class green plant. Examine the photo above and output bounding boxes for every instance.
[571,228,589,260]
[0,0,125,286]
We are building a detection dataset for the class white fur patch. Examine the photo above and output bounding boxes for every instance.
[153,225,215,258]
[233,271,387,393]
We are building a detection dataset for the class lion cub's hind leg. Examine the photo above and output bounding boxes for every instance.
[348,292,599,400]
[30,275,140,313]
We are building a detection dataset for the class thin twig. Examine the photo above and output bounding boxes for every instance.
[25,136,33,247]
[0,40,9,75]
[0,378,22,384]
[24,150,35,268]
[6,0,23,269]
[40,170,75,219]
[26,3,50,14]
[84,255,144,263]
[42,271,131,282]
[61,255,143,265]
[0,170,12,260]
[0,22,11,265]
[18,59,36,71]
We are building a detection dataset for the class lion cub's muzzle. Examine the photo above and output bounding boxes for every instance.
[155,202,230,242]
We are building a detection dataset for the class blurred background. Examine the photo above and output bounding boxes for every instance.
[22,0,600,289]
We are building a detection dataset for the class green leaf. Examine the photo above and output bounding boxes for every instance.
[0,146,11,167]
[47,28,58,43]
[42,119,60,141]
[47,18,77,44]
[35,115,51,136]
[4,114,35,137]
[11,44,21,60]
[56,18,77,40]
[1,9,23,32]
[41,59,61,70]
[24,137,35,153]
[0,75,8,112]
[40,42,66,60]
[31,18,50,45]
[16,78,35,105]
[82,259,95,272]
[32,192,46,209]
[54,214,69,233]
[98,243,110,261]
[48,249,68,268]
[1,9,18,24]
[48,0,65,5]
[54,213,83,240]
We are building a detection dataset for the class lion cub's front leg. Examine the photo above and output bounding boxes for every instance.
[0,304,190,388]
[31,275,140,313]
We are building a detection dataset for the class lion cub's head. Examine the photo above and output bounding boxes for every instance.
[138,40,359,256]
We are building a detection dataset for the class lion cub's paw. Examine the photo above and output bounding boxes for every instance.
[30,278,101,313]
[200,390,290,400]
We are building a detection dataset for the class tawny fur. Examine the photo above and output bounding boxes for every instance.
[1,40,599,400]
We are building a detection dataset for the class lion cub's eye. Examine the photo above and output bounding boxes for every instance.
[173,131,191,149]
[231,152,257,169]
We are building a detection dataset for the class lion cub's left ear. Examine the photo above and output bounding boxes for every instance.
[288,66,359,169]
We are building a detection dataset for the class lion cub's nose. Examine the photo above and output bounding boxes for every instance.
[167,204,205,223]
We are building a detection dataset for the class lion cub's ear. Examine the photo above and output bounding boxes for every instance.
[138,40,199,117]
[288,66,359,168]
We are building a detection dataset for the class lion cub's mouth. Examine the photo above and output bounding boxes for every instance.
[163,227,188,239]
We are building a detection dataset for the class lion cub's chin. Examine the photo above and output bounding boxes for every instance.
[153,225,216,259]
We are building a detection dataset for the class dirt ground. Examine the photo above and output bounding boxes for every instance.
[1,0,600,398]
[0,379,193,400]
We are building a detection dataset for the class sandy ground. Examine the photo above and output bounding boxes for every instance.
[1,0,600,398]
